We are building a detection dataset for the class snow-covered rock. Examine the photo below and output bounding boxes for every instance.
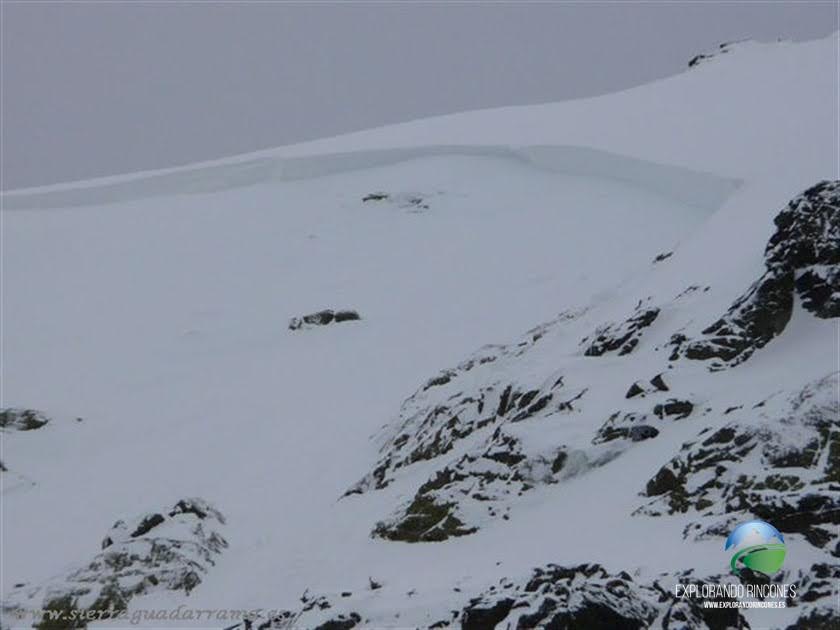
[1,33,837,630]
[0,499,226,628]
[670,180,839,368]
[0,409,50,432]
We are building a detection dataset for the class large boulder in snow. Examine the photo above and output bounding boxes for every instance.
[289,309,361,330]
[0,409,50,432]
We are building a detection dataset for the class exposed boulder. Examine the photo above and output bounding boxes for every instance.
[653,399,694,420]
[594,412,660,444]
[0,409,50,431]
[625,374,670,399]
[313,612,362,630]
[784,563,840,629]
[289,309,361,330]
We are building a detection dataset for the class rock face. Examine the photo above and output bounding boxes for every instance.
[459,564,756,630]
[671,180,839,368]
[289,309,361,330]
[582,305,659,356]
[345,309,632,541]
[1,498,227,628]
[329,182,839,626]
[346,184,839,546]
[637,373,839,556]
[239,563,753,630]
[0,409,50,431]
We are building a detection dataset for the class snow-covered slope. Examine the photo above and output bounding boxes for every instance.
[1,35,838,630]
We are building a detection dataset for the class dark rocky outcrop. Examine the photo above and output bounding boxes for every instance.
[583,306,659,357]
[289,309,361,330]
[672,181,839,368]
[688,41,738,68]
[313,612,361,630]
[594,412,660,444]
[458,564,747,630]
[653,399,694,420]
[637,374,839,555]
[625,374,669,399]
[0,408,50,431]
[2,498,227,626]
[240,564,751,630]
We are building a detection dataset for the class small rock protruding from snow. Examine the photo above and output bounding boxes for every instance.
[362,191,430,211]
[289,309,361,330]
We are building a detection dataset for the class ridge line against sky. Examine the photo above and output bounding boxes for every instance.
[1,1,838,189]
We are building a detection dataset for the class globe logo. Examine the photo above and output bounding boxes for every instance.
[725,520,786,576]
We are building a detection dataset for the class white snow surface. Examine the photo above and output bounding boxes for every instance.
[1,34,838,628]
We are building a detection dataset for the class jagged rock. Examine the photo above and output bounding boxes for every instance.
[784,563,840,629]
[594,412,660,445]
[637,374,839,555]
[461,598,515,629]
[629,425,660,442]
[345,310,587,498]
[313,612,361,630]
[370,419,607,541]
[625,374,669,399]
[672,181,839,368]
[1,498,227,627]
[289,309,361,330]
[653,399,694,420]
[688,41,738,68]
[373,495,477,543]
[0,409,50,431]
[459,564,747,630]
[241,564,750,630]
[583,305,659,357]
[625,382,646,399]
[650,374,669,392]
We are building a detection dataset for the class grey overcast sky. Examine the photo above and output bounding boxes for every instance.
[1,1,837,189]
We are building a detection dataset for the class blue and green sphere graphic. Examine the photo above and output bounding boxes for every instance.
[725,520,786,576]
